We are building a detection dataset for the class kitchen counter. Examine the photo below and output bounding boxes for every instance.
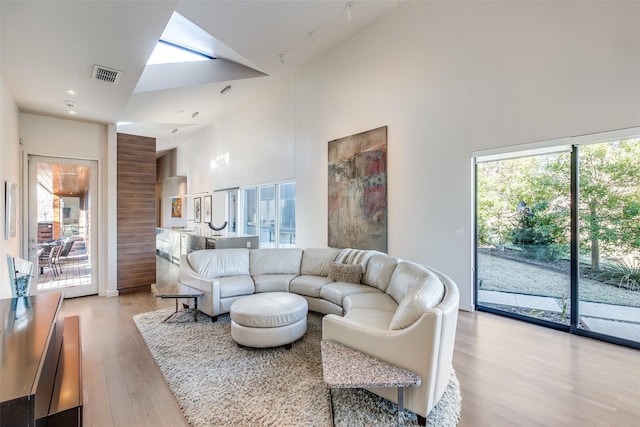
[156,228,259,264]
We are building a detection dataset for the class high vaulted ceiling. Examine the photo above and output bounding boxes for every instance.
[1,1,400,153]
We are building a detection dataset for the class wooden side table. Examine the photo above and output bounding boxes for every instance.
[154,283,204,322]
[321,339,421,427]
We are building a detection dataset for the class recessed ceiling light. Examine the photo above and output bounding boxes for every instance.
[65,100,77,108]
[67,110,78,115]
[65,89,79,95]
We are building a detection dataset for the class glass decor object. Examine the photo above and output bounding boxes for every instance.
[7,255,34,297]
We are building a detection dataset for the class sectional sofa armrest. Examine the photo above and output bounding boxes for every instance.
[322,309,447,415]
[179,254,221,318]
[322,310,443,371]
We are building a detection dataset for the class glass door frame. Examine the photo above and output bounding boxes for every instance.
[474,146,573,332]
[474,128,640,350]
[25,154,99,298]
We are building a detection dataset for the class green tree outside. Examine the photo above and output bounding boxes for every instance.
[477,138,640,272]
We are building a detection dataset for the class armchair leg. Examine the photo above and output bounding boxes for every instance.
[417,414,427,426]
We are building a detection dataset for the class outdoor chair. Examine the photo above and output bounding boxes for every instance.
[59,237,75,263]
[51,244,64,277]
[38,242,63,280]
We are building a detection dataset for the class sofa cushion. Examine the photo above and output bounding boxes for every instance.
[320,282,382,306]
[219,275,255,298]
[343,293,398,314]
[388,269,445,330]
[327,262,363,284]
[361,253,399,292]
[334,248,376,270]
[387,261,440,304]
[188,249,249,278]
[299,248,341,276]
[289,275,333,297]
[253,274,296,293]
[344,308,394,330]
[250,248,303,275]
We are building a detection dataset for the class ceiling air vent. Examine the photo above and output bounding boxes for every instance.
[91,65,123,85]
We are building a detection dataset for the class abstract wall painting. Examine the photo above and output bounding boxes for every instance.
[328,126,387,252]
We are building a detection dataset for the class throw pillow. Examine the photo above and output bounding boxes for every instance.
[328,262,363,284]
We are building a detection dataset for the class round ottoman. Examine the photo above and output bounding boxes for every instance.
[230,292,308,349]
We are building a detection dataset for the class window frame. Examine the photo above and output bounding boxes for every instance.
[238,181,295,248]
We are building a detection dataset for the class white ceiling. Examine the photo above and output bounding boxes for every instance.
[1,1,399,153]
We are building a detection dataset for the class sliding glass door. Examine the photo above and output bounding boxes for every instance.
[576,141,640,344]
[476,135,640,349]
[476,150,572,327]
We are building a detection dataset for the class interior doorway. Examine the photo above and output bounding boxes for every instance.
[27,155,98,298]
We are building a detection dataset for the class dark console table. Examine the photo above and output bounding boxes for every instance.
[0,292,82,426]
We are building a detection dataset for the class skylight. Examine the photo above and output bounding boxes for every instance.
[147,40,212,65]
[147,12,215,66]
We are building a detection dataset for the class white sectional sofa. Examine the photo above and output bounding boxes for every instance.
[179,247,459,425]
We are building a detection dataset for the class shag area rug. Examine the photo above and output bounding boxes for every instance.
[133,308,461,426]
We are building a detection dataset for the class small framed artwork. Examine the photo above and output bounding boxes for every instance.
[171,197,183,218]
[204,195,212,223]
[194,197,202,223]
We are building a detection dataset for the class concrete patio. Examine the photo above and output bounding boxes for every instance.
[479,289,640,342]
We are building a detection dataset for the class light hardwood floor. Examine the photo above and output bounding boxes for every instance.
[58,258,640,427]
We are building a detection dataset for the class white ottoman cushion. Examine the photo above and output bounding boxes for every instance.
[230,292,308,348]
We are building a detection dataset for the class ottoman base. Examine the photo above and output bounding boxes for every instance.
[231,316,307,349]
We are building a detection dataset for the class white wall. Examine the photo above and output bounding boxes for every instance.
[19,113,115,296]
[175,1,640,311]
[161,176,187,228]
[296,0,640,311]
[176,76,296,236]
[176,125,218,233]
[0,76,22,299]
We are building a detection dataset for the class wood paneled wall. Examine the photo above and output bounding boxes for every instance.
[117,133,156,292]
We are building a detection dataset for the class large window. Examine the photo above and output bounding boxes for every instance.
[475,133,640,350]
[259,185,276,246]
[243,188,257,236]
[279,182,296,247]
[241,182,295,248]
